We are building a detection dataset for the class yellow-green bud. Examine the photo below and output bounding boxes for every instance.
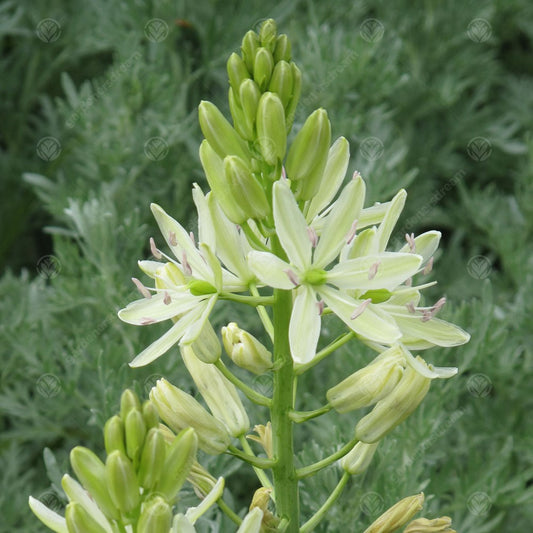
[404,516,455,533]
[150,378,231,454]
[240,79,261,137]
[285,62,302,132]
[229,88,254,140]
[124,408,146,464]
[268,60,294,109]
[157,427,198,502]
[253,47,274,91]
[256,92,287,165]
[104,415,126,456]
[188,279,217,296]
[227,52,250,96]
[181,345,249,437]
[199,140,247,224]
[327,346,405,413]
[137,496,172,533]
[120,389,141,422]
[222,322,272,374]
[259,19,277,51]
[138,427,166,490]
[198,100,250,162]
[224,155,270,220]
[363,493,424,533]
[142,400,160,430]
[274,34,291,62]
[69,447,119,520]
[355,364,431,443]
[241,30,260,73]
[190,320,221,363]
[340,441,379,475]
[105,451,140,514]
[65,502,108,533]
[286,108,331,200]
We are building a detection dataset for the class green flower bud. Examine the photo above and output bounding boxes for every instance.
[253,47,274,91]
[125,408,146,464]
[240,79,261,137]
[273,34,291,62]
[256,92,287,165]
[222,322,272,374]
[188,279,217,296]
[69,447,119,520]
[340,441,379,475]
[229,88,254,140]
[285,62,302,132]
[227,52,250,96]
[404,516,455,533]
[156,427,197,502]
[198,100,250,162]
[104,415,126,456]
[224,155,270,220]
[138,427,166,490]
[287,108,331,200]
[181,344,249,437]
[355,363,431,443]
[142,400,160,430]
[190,320,221,363]
[105,450,140,514]
[259,19,277,51]
[137,496,172,533]
[65,502,108,533]
[150,378,231,454]
[363,493,424,533]
[199,140,247,224]
[268,60,294,109]
[120,389,141,422]
[241,30,260,73]
[327,345,405,413]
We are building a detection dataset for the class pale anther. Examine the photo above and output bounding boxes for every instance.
[405,277,412,287]
[189,231,196,247]
[351,298,372,320]
[423,256,434,275]
[181,252,192,276]
[405,232,416,252]
[316,300,325,315]
[352,170,362,180]
[368,261,381,280]
[132,277,152,299]
[284,269,300,287]
[307,227,318,247]
[140,317,156,325]
[346,220,358,245]
[169,231,178,246]
[406,301,416,314]
[163,291,171,305]
[150,237,162,259]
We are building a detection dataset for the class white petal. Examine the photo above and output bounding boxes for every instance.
[398,230,441,264]
[192,184,216,250]
[358,201,390,229]
[341,226,378,261]
[328,252,422,291]
[199,243,222,291]
[247,251,294,289]
[237,508,264,533]
[319,286,401,344]
[314,176,365,268]
[289,286,321,364]
[273,180,311,270]
[402,348,458,379]
[181,295,218,344]
[172,514,197,533]
[376,189,407,252]
[185,477,225,524]
[138,260,164,278]
[28,496,68,533]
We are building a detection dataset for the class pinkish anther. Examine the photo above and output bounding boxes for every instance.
[163,291,171,305]
[189,231,196,247]
[346,220,358,245]
[351,298,372,320]
[421,296,446,322]
[281,166,287,180]
[316,300,325,315]
[406,301,416,314]
[150,237,162,259]
[368,261,381,280]
[284,269,300,287]
[140,317,156,325]
[405,277,413,287]
[352,170,362,180]
[307,227,318,248]
[423,256,434,275]
[132,277,152,299]
[181,252,192,276]
[405,233,416,252]
[169,231,178,247]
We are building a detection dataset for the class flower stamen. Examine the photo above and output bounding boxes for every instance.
[368,261,381,280]
[132,277,152,299]
[351,298,372,320]
[181,252,192,276]
[169,231,178,247]
[346,220,358,245]
[423,256,434,275]
[150,237,162,259]
[405,233,416,253]
[284,269,300,287]
[307,227,318,248]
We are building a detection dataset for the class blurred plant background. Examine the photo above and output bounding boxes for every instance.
[1,0,532,531]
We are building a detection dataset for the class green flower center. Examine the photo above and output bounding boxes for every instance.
[303,268,327,286]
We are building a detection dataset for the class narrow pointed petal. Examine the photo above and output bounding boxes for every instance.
[403,348,458,378]
[328,253,422,291]
[181,295,218,344]
[358,201,391,229]
[192,184,216,250]
[289,286,321,364]
[319,286,401,344]
[273,180,311,269]
[199,243,222,291]
[376,190,407,252]
[185,477,225,524]
[341,226,378,261]
[28,496,68,533]
[399,230,441,265]
[138,260,165,278]
[314,176,365,268]
[247,251,294,289]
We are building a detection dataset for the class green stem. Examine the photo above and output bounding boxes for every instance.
[299,472,351,533]
[296,436,358,479]
[295,332,355,375]
[239,435,274,491]
[220,291,275,307]
[227,445,275,469]
[249,283,275,341]
[217,497,242,526]
[215,360,271,407]
[289,404,332,423]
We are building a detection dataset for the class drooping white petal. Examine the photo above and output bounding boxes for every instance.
[314,176,365,268]
[327,253,422,291]
[185,477,225,524]
[247,251,294,289]
[181,295,218,344]
[273,180,311,270]
[398,230,441,265]
[403,349,458,378]
[289,286,321,364]
[376,189,407,252]
[172,514,197,533]
[237,508,264,533]
[319,286,401,344]
[192,184,216,250]
[28,496,68,533]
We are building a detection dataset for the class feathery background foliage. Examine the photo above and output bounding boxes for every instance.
[1,0,532,531]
